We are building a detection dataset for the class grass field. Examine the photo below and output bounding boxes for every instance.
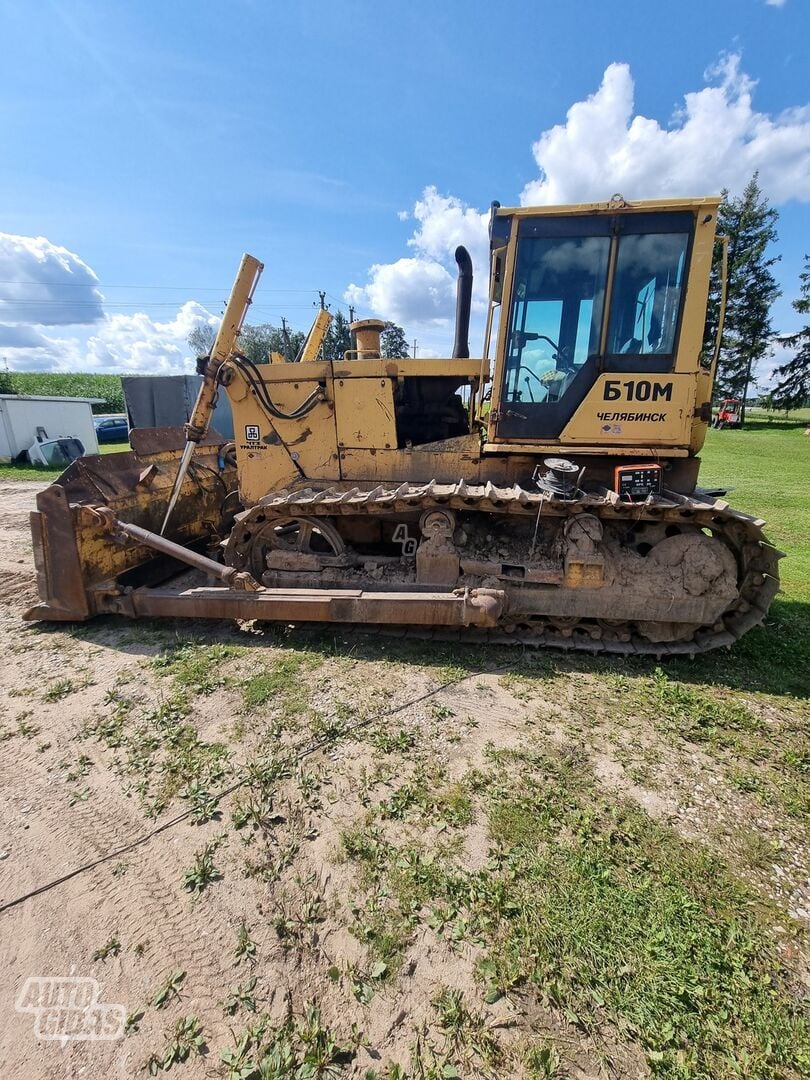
[2,417,808,1077]
[701,411,810,603]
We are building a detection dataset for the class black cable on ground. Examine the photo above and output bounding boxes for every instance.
[0,672,474,916]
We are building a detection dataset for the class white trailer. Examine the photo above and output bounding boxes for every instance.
[0,395,100,462]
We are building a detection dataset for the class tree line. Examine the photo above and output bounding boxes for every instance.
[187,309,411,365]
[704,174,810,417]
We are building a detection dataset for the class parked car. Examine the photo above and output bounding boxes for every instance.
[94,415,129,444]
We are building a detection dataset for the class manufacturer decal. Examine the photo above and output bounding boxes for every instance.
[597,412,668,423]
[603,379,673,402]
[245,424,260,441]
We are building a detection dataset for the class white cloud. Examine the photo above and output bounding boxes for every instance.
[407,188,490,273]
[765,0,786,7]
[0,228,219,373]
[83,301,219,373]
[757,339,793,389]
[344,188,490,351]
[3,300,218,374]
[0,233,104,325]
[521,54,810,206]
[345,257,455,327]
[346,53,810,353]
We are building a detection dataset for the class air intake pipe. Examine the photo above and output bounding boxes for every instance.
[452,245,473,359]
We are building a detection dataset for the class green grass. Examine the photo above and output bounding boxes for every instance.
[700,415,809,603]
[0,440,130,480]
[342,748,810,1078]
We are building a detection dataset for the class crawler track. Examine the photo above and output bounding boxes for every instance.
[226,481,783,656]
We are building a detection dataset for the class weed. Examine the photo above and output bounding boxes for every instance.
[15,711,39,738]
[145,1015,205,1073]
[524,1042,562,1078]
[738,829,779,870]
[151,969,186,1009]
[347,961,388,1004]
[219,1003,355,1078]
[231,792,279,832]
[256,839,301,883]
[479,753,810,1077]
[182,780,220,823]
[377,766,472,828]
[372,727,416,754]
[650,667,760,745]
[124,1010,143,1036]
[222,975,257,1016]
[239,653,317,715]
[87,684,231,817]
[297,765,326,808]
[234,919,257,965]
[433,987,501,1069]
[152,641,241,695]
[65,754,92,782]
[92,937,121,961]
[339,745,810,1076]
[43,678,76,702]
[183,842,222,894]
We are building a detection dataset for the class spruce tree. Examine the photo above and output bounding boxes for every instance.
[771,254,810,412]
[323,310,352,361]
[703,174,781,423]
[380,321,410,358]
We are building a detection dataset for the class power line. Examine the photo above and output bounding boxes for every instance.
[0,280,323,293]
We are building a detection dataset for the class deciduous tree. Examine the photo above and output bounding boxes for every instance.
[187,322,305,365]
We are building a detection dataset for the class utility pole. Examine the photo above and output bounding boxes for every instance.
[316,291,328,311]
[280,316,291,361]
[412,339,418,359]
[348,305,356,324]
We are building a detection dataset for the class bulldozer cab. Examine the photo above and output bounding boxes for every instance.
[487,199,713,444]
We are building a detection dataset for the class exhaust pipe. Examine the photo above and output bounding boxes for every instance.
[452,245,473,359]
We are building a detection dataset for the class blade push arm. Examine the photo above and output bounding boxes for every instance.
[187,253,264,441]
[160,253,263,535]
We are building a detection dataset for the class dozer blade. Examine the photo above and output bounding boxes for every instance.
[26,427,233,622]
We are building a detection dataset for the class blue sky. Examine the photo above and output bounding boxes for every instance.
[1,0,808,379]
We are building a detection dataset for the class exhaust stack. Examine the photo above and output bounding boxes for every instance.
[452,246,473,359]
[350,318,386,359]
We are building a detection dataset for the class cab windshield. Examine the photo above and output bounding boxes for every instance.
[503,225,610,405]
[501,211,693,410]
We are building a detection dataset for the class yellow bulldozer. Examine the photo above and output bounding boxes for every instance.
[25,195,782,654]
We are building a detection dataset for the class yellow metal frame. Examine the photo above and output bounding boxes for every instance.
[484,196,720,456]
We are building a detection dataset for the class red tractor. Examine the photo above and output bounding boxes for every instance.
[713,398,742,429]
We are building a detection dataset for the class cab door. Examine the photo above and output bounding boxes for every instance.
[493,211,693,442]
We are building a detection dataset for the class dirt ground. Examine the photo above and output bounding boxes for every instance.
[0,481,807,1079]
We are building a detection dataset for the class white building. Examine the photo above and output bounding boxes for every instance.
[0,395,100,462]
